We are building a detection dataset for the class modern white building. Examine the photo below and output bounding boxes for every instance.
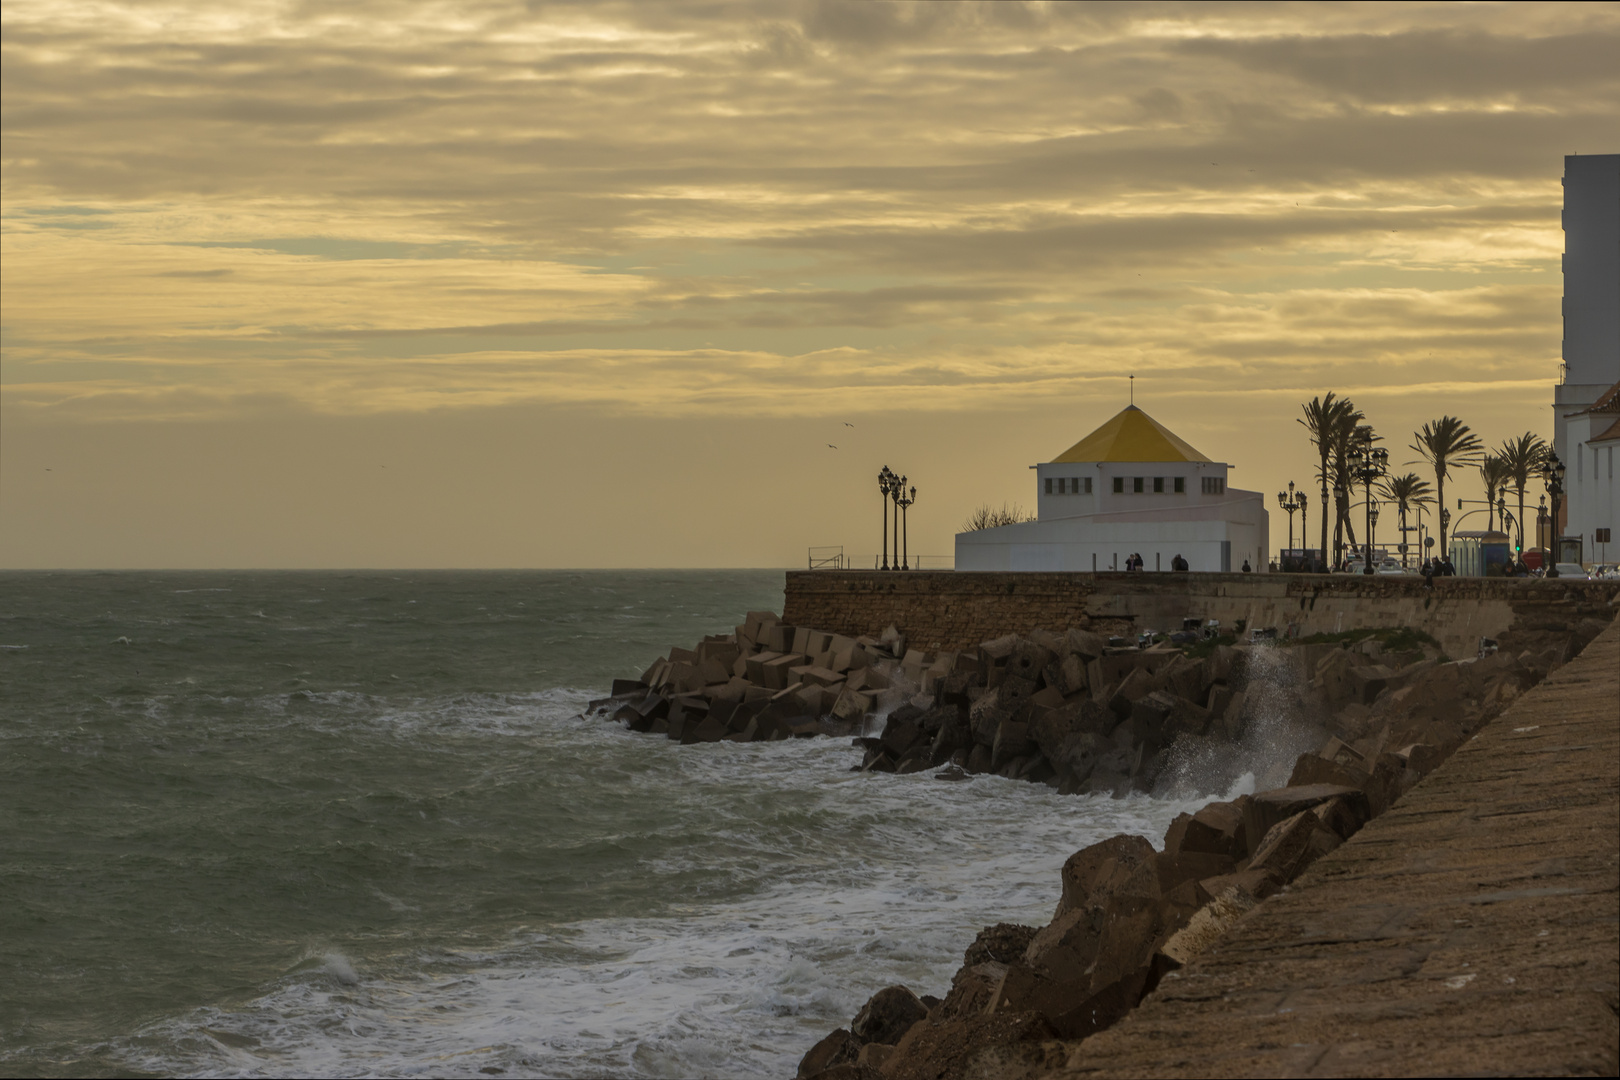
[1554,154,1620,562]
[1560,380,1619,564]
[955,405,1269,573]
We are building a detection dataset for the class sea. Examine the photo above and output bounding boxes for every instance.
[0,571,1231,1079]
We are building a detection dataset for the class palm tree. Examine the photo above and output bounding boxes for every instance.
[1496,432,1547,557]
[1379,473,1433,567]
[1410,417,1484,556]
[1299,394,1361,566]
[1478,454,1512,532]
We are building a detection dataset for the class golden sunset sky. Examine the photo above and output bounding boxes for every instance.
[3,1,1617,568]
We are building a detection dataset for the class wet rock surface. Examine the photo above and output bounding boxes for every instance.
[793,611,1619,1080]
[587,600,1614,1079]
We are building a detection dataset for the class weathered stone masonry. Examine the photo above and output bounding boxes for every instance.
[783,570,1620,659]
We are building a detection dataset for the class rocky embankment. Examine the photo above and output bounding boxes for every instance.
[788,612,1612,1080]
[582,606,1609,1079]
[584,608,1603,800]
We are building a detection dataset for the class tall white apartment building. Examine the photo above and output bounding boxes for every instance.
[1555,154,1620,562]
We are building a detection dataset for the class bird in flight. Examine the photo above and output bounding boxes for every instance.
[828,444,837,449]
[843,422,855,427]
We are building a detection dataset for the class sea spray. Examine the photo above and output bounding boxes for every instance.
[1154,643,1327,798]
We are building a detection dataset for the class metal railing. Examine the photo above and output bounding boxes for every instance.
[867,554,954,570]
[807,546,845,570]
[808,548,954,570]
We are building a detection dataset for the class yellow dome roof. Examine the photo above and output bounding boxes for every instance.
[1051,405,1212,464]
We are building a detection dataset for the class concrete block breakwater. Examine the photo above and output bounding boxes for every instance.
[796,611,1620,1080]
[584,576,1617,1078]
[783,570,1620,661]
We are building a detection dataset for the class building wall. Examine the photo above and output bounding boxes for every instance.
[1555,155,1620,470]
[782,569,1620,659]
[1565,415,1618,563]
[1035,460,1230,521]
[1562,155,1620,389]
[960,489,1268,574]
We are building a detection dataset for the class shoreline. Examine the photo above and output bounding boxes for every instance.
[585,573,1618,1079]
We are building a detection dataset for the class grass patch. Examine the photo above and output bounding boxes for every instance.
[1181,633,1239,659]
[1288,625,1443,655]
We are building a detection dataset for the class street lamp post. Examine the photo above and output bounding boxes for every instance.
[1369,502,1380,566]
[878,466,895,570]
[1541,451,1566,576]
[1352,438,1389,574]
[1537,494,1548,564]
[1299,491,1310,569]
[1278,482,1304,567]
[897,484,916,570]
[1320,476,1331,570]
[890,474,907,572]
[1333,483,1348,567]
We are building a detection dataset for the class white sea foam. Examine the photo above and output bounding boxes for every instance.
[114,710,1204,1080]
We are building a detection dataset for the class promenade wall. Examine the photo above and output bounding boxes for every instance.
[782,571,1620,659]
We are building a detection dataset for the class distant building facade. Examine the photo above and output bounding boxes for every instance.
[955,405,1268,573]
[1561,380,1619,564]
[1554,154,1620,562]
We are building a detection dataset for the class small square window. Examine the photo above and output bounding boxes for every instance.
[1113,477,1124,493]
[1133,477,1144,493]
[1174,477,1184,493]
[1046,478,1053,494]
[1153,477,1164,493]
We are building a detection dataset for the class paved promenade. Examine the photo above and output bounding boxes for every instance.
[1068,614,1620,1078]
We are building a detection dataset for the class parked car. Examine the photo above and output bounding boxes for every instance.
[1553,562,1590,579]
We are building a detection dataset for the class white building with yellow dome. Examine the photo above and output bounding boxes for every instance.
[955,405,1269,573]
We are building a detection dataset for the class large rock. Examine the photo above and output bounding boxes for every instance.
[1164,798,1248,859]
[1247,809,1342,881]
[1006,641,1054,683]
[1051,730,1109,787]
[880,1011,1061,1080]
[831,686,872,723]
[1127,691,1178,746]
[1243,784,1365,849]
[936,962,1007,1022]
[991,719,1032,770]
[1154,849,1236,895]
[969,675,1035,744]
[962,923,1039,967]
[1106,667,1157,718]
[1159,654,1206,704]
[1287,752,1369,791]
[679,715,728,744]
[1054,833,1160,920]
[1066,628,1108,660]
[1053,653,1089,696]
[798,1029,856,1078]
[929,714,973,763]
[850,985,929,1048]
[880,714,924,758]
[1157,885,1258,966]
[1312,793,1371,841]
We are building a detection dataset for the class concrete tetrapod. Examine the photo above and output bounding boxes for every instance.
[1064,612,1620,1078]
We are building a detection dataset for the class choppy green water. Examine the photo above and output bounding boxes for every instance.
[1,571,1188,1079]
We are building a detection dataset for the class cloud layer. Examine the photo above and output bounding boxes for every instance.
[3,1,1613,565]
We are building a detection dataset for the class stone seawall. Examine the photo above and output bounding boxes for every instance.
[783,571,1620,660]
